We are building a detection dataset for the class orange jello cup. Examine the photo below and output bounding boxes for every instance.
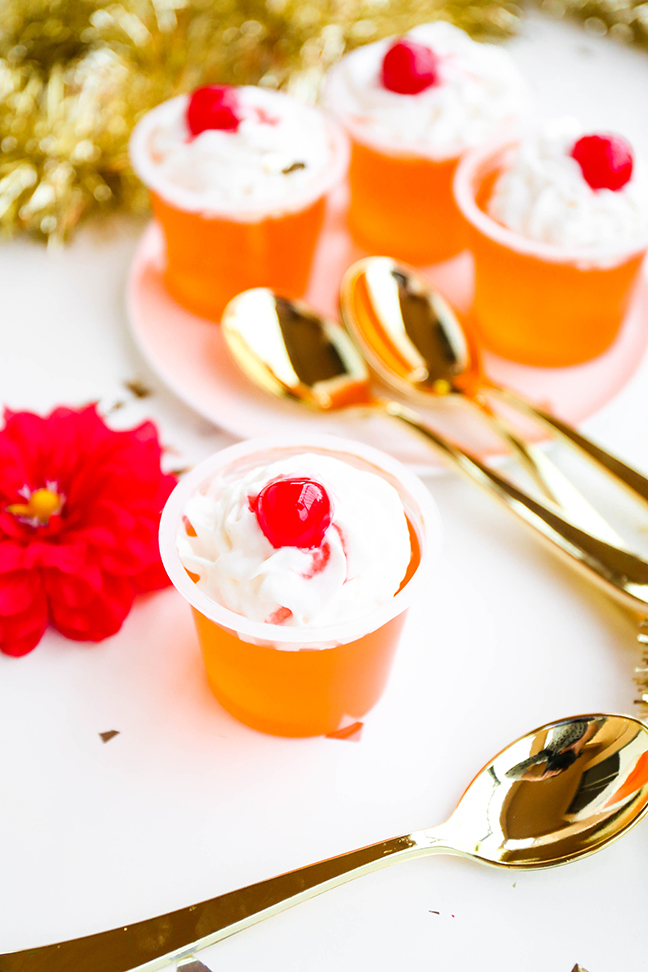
[454,140,648,367]
[130,94,349,322]
[345,137,465,266]
[159,435,441,737]
[323,55,482,266]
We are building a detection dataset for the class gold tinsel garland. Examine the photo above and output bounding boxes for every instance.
[540,0,648,47]
[3,0,646,244]
[0,0,518,243]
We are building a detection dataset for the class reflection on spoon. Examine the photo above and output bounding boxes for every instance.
[2,714,647,972]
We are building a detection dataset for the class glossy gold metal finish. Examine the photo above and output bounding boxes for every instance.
[222,288,371,411]
[221,287,648,615]
[2,714,647,972]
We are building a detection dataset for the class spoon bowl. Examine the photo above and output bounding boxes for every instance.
[2,713,647,972]
[222,287,373,411]
[340,255,481,404]
[440,712,648,867]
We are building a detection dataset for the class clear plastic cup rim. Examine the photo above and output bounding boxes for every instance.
[454,137,648,270]
[130,91,350,222]
[159,434,442,649]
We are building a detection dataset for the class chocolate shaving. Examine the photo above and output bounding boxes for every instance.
[195,419,218,436]
[282,161,306,174]
[99,730,120,743]
[105,400,126,413]
[123,379,153,398]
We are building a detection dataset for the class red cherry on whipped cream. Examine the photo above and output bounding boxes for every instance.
[253,478,332,549]
[186,85,241,136]
[381,38,440,95]
[570,134,633,192]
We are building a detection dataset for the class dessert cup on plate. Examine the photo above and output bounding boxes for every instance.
[159,435,441,737]
[323,22,526,266]
[130,87,349,321]
[454,130,648,367]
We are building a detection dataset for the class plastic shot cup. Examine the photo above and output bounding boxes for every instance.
[325,66,465,267]
[130,93,349,322]
[159,435,441,737]
[454,139,648,367]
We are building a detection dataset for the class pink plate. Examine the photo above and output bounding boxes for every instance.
[126,208,648,475]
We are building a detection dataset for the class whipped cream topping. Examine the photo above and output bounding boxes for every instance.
[323,22,527,160]
[177,453,411,629]
[130,87,346,218]
[488,118,648,249]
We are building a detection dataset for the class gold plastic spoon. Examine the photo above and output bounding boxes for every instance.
[220,288,648,614]
[2,713,647,972]
[340,256,648,516]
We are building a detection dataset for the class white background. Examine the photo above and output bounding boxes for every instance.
[2,12,648,972]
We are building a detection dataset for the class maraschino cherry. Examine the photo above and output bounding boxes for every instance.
[253,478,332,549]
[186,85,241,136]
[381,38,439,95]
[570,134,633,192]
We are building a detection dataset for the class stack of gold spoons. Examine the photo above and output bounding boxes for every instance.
[2,713,647,972]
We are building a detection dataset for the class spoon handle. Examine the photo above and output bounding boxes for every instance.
[0,835,435,972]
[458,397,622,545]
[491,386,648,509]
[380,398,648,613]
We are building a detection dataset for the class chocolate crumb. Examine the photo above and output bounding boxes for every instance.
[123,379,153,398]
[282,161,306,174]
[99,730,120,743]
[105,400,126,413]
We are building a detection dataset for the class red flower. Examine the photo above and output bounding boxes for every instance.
[0,405,177,657]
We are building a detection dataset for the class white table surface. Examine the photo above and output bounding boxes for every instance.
[2,12,648,972]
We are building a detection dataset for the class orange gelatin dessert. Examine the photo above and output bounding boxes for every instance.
[149,191,326,322]
[324,22,526,266]
[346,142,463,267]
[159,436,440,737]
[454,125,648,367]
[130,85,348,322]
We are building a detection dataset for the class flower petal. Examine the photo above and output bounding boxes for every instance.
[0,577,47,656]
[0,543,28,573]
[49,573,135,642]
[0,571,38,615]
[132,560,172,593]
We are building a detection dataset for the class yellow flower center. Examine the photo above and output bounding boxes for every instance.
[7,488,63,524]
